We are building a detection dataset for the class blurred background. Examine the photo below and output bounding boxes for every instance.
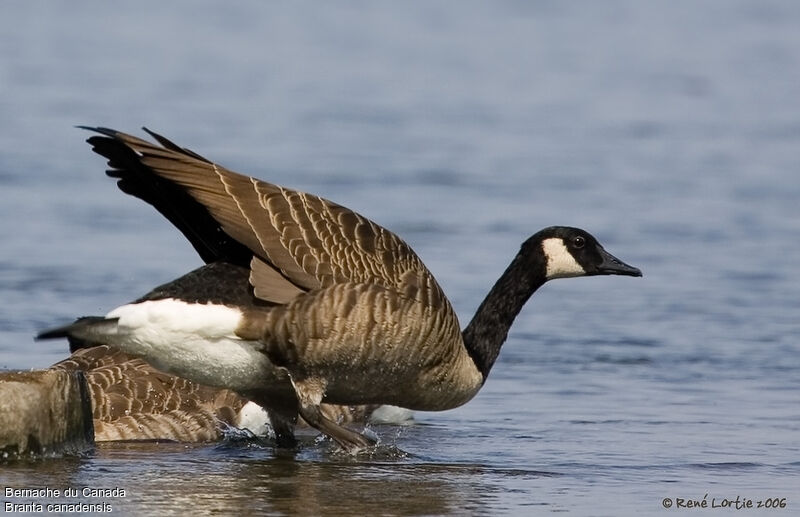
[1,1,798,515]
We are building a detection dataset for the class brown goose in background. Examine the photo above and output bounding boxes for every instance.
[50,345,382,442]
[52,345,247,442]
[39,127,641,451]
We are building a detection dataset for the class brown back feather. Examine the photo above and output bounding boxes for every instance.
[52,346,247,442]
[51,346,379,441]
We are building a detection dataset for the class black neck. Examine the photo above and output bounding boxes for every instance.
[461,247,546,380]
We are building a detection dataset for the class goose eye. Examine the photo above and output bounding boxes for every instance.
[573,236,585,249]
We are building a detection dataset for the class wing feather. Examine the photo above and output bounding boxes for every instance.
[85,128,443,308]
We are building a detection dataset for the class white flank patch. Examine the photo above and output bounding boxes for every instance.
[103,299,273,391]
[106,298,242,338]
[235,401,272,437]
[542,238,586,279]
[368,405,415,425]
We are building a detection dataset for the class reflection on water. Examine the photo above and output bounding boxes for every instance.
[5,439,549,515]
[1,426,575,515]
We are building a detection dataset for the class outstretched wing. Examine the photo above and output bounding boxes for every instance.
[83,127,442,306]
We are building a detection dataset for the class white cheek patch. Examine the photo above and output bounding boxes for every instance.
[542,238,586,279]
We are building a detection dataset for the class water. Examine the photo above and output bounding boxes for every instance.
[1,1,799,514]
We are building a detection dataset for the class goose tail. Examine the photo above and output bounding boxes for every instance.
[37,317,120,353]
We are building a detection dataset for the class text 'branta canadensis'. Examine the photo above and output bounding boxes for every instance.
[39,127,641,451]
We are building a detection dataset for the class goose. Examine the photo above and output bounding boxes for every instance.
[38,127,641,450]
[52,344,253,442]
[50,344,380,442]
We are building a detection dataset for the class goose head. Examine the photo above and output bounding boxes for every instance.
[463,225,641,381]
[528,226,642,280]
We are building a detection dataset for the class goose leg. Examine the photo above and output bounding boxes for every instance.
[297,403,375,451]
[268,411,298,448]
[291,376,375,451]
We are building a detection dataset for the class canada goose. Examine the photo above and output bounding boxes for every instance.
[39,127,641,450]
[50,344,379,442]
[52,344,251,442]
